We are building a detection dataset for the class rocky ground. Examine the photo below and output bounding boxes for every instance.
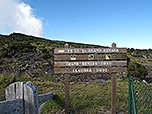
[0,33,152,82]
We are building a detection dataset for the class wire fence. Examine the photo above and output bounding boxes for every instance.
[129,75,152,114]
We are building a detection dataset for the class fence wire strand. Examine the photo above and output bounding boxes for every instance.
[132,78,152,114]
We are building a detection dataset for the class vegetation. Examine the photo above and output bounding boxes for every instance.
[0,73,129,113]
[128,62,148,80]
[0,72,16,101]
[127,53,150,80]
[128,48,152,64]
[0,33,151,113]
[0,41,36,58]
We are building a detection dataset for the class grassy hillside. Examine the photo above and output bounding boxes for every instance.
[0,33,106,78]
[0,72,129,114]
[0,33,151,113]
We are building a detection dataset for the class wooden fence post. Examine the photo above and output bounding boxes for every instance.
[0,81,54,114]
[5,82,24,114]
[24,81,39,114]
[5,81,39,114]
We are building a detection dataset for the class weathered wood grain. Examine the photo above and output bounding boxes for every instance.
[54,61,127,67]
[38,93,54,106]
[54,48,127,54]
[0,99,23,114]
[2,82,24,114]
[5,82,24,101]
[54,67,127,74]
[24,81,38,114]
[16,82,24,99]
[54,54,127,61]
[0,81,54,114]
[65,75,70,113]
[5,83,15,100]
[111,73,117,114]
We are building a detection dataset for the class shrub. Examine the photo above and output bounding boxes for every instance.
[128,62,148,80]
[42,53,52,59]
[0,72,16,88]
[1,41,36,57]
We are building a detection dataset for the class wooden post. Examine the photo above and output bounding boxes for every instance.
[65,75,70,113]
[111,73,117,114]
[53,42,127,114]
[111,42,116,48]
[24,81,38,114]
[64,43,70,113]
[1,81,54,114]
[6,82,24,100]
[5,82,24,114]
[0,99,23,114]
[111,43,117,114]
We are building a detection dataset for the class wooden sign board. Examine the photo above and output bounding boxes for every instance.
[53,43,128,114]
[54,67,127,74]
[54,48,127,54]
[54,54,127,61]
[54,47,127,74]
[54,61,127,67]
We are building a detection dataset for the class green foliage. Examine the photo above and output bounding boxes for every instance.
[128,48,135,53]
[0,64,14,69]
[128,48,152,60]
[9,41,35,52]
[42,53,52,59]
[0,41,36,57]
[128,62,148,79]
[0,72,16,88]
[0,72,16,101]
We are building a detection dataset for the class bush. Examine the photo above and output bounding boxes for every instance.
[0,72,16,88]
[128,62,148,79]
[42,53,52,59]
[1,41,36,57]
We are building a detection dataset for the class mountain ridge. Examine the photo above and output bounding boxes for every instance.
[0,33,151,82]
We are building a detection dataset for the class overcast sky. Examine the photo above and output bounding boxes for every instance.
[0,0,152,49]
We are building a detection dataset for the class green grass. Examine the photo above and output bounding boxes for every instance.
[38,80,129,114]
[0,74,129,114]
[0,72,16,100]
[0,64,15,69]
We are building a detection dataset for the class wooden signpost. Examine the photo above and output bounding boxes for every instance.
[54,43,127,114]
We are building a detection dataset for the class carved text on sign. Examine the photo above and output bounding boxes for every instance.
[54,67,127,74]
[72,68,108,73]
[54,61,127,67]
[67,48,119,53]
[65,61,112,66]
[55,48,127,54]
